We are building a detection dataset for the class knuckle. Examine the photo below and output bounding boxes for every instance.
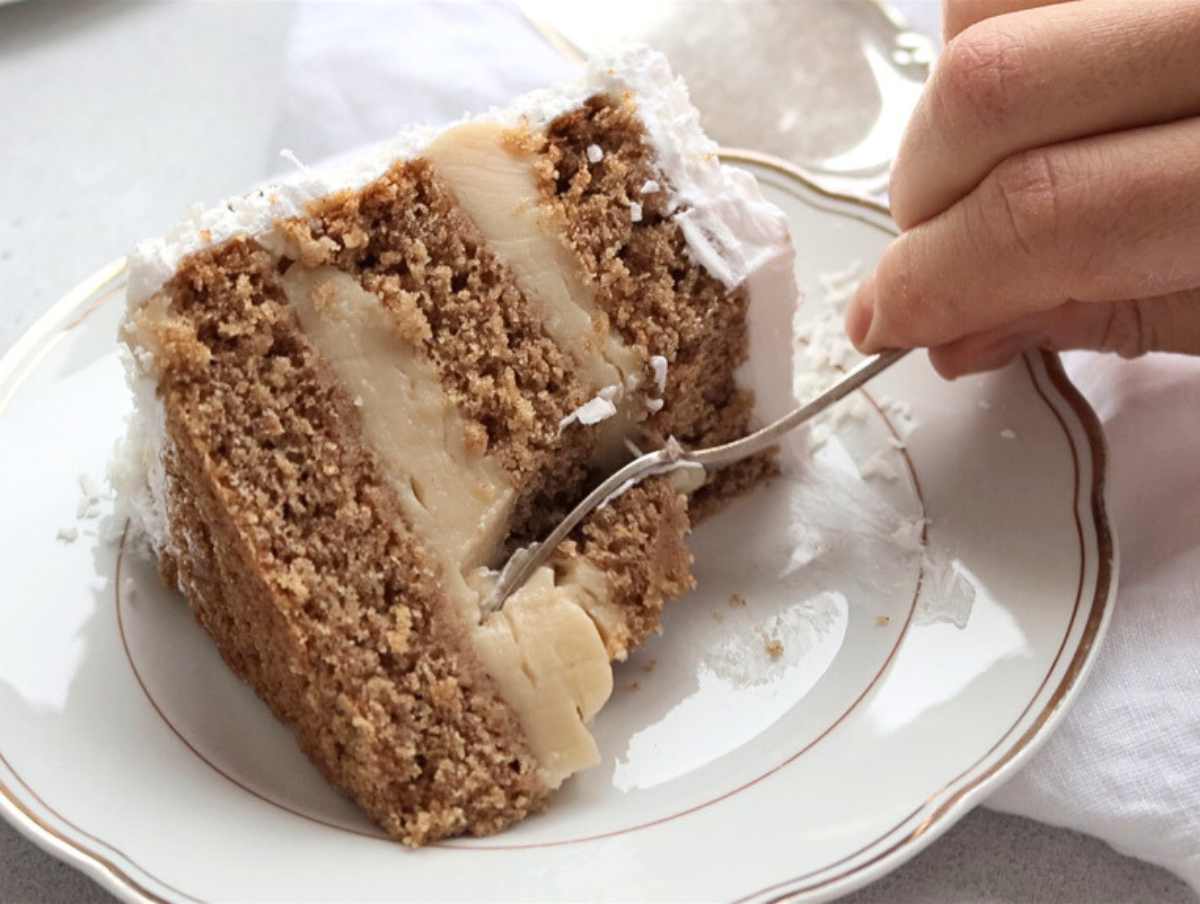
[936,23,1028,135]
[986,148,1063,263]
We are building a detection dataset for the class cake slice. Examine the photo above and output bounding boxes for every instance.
[114,46,796,845]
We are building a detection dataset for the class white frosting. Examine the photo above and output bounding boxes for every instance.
[109,346,170,554]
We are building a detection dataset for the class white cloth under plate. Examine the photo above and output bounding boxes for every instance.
[271,1,1200,891]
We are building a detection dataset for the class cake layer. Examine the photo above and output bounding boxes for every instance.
[281,265,515,576]
[279,263,616,788]
[116,46,798,846]
[423,120,647,467]
[273,158,600,541]
[536,95,779,514]
[127,238,548,845]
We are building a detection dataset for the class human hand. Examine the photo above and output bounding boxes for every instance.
[845,0,1200,378]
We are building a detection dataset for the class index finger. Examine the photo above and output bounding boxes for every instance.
[846,116,1200,352]
[890,0,1200,229]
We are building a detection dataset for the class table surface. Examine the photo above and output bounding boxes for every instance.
[0,2,1195,902]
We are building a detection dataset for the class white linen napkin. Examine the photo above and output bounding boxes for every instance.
[270,1,1200,890]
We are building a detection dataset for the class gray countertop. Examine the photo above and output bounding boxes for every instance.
[3,808,1194,904]
[0,2,1194,901]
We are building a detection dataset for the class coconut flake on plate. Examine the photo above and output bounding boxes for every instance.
[858,448,899,482]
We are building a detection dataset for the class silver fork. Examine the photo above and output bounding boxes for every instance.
[481,348,911,617]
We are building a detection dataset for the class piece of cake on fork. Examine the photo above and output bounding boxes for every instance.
[113,46,797,845]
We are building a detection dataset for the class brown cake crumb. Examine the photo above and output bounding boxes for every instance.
[729,592,747,609]
[876,615,892,627]
[570,477,694,653]
[536,94,778,514]
[278,158,596,539]
[765,639,784,660]
[143,237,547,846]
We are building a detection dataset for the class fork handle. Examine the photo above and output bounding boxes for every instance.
[689,348,911,469]
[480,348,910,617]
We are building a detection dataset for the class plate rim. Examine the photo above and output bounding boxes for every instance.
[719,148,1118,902]
[0,151,1117,904]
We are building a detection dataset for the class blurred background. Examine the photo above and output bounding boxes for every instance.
[0,2,1194,903]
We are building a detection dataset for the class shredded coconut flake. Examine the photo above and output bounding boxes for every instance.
[640,179,660,194]
[890,518,927,552]
[645,397,664,413]
[559,384,621,430]
[1000,428,1017,440]
[56,526,79,543]
[586,144,604,164]
[859,448,899,482]
[649,355,668,394]
[79,474,100,498]
[629,201,643,223]
[818,260,862,293]
[279,148,310,174]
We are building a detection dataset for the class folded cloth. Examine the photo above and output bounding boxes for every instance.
[272,0,1200,890]
[270,0,572,164]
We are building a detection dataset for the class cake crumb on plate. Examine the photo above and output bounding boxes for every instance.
[765,639,784,659]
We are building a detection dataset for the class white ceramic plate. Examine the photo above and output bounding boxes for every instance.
[0,154,1115,903]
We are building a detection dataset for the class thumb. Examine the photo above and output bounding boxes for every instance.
[928,289,1200,379]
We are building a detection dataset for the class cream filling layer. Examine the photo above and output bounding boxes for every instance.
[424,121,646,467]
[281,265,613,788]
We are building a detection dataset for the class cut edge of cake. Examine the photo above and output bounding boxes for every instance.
[111,45,798,845]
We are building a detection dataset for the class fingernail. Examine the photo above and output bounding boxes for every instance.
[845,277,875,350]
